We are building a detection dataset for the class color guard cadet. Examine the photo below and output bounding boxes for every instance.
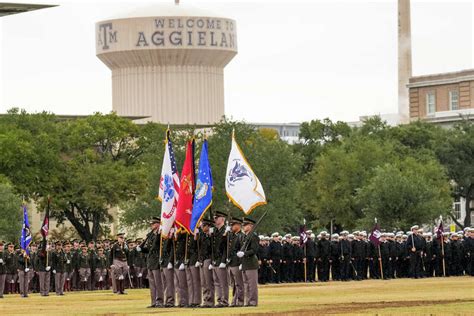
[51,241,66,295]
[197,219,214,308]
[317,231,330,282]
[37,238,51,296]
[187,228,201,307]
[175,230,189,307]
[160,232,175,307]
[138,217,164,308]
[17,248,31,298]
[269,232,282,283]
[237,217,259,307]
[407,225,424,278]
[211,211,229,307]
[228,217,245,307]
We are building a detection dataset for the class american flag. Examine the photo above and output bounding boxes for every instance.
[159,130,180,237]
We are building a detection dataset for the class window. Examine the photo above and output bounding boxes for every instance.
[426,92,436,114]
[449,90,459,110]
[453,196,461,220]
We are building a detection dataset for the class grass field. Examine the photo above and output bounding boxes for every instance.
[0,276,472,315]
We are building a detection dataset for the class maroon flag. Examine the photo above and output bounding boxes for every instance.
[41,197,50,239]
[299,220,308,247]
[436,218,444,239]
[369,222,381,246]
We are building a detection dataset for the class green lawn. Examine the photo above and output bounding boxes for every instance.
[0,277,472,315]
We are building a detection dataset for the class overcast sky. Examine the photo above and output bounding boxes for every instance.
[0,0,473,123]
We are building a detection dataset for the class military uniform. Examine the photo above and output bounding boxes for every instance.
[37,240,51,296]
[187,232,201,307]
[160,237,175,307]
[93,251,109,290]
[228,218,245,307]
[211,219,229,307]
[51,245,67,295]
[140,221,164,308]
[239,217,260,307]
[0,243,6,297]
[111,234,130,295]
[175,232,189,307]
[406,227,424,278]
[198,220,214,307]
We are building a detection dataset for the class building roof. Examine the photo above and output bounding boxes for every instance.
[408,69,474,88]
[0,2,56,17]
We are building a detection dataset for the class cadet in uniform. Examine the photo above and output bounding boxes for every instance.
[111,233,130,295]
[188,227,201,307]
[175,230,189,307]
[138,217,164,308]
[228,217,244,307]
[78,244,92,291]
[63,242,74,291]
[237,217,259,307]
[161,231,176,307]
[211,211,229,307]
[197,219,214,307]
[269,232,282,283]
[37,238,51,296]
[407,225,423,278]
[51,241,66,295]
[93,247,109,290]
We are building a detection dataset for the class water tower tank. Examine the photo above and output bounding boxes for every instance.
[95,4,237,124]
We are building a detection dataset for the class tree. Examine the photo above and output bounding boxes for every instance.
[0,175,22,242]
[356,157,452,230]
[294,118,351,174]
[301,136,397,230]
[435,120,474,227]
[46,113,148,241]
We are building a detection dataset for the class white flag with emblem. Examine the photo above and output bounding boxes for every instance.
[225,132,266,215]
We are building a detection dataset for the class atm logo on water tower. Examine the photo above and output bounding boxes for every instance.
[97,23,118,50]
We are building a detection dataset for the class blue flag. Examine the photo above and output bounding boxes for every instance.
[190,140,213,234]
[20,205,32,255]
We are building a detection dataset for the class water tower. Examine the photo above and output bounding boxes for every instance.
[95,3,237,124]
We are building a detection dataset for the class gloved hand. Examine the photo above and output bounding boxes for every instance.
[195,261,201,268]
[209,227,214,234]
[208,264,214,270]
[138,273,142,277]
[99,276,103,281]
[225,226,231,233]
[66,259,71,264]
[136,245,141,252]
[25,268,30,273]
[238,264,242,271]
[0,259,3,264]
[179,263,185,271]
[167,262,173,270]
[53,269,56,274]
[45,266,51,272]
[237,251,244,258]
[218,262,226,269]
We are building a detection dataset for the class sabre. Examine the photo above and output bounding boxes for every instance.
[240,211,268,252]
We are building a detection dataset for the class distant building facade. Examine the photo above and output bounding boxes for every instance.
[251,122,301,144]
[408,69,474,127]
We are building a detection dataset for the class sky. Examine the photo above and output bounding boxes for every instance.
[0,0,473,123]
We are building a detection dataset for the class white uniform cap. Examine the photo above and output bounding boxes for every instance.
[306,230,313,234]
[426,232,432,237]
[320,231,328,235]
[348,234,354,238]
[284,234,292,238]
[310,233,315,238]
[271,232,280,237]
[332,233,339,238]
[410,225,419,231]
[259,235,265,240]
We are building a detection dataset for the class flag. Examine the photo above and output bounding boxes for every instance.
[41,197,50,239]
[175,140,195,233]
[369,221,382,246]
[436,219,444,239]
[225,132,266,215]
[299,220,308,247]
[190,139,213,234]
[158,130,180,238]
[20,205,32,255]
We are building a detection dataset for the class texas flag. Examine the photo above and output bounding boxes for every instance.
[158,130,180,238]
[175,139,195,233]
[225,131,266,215]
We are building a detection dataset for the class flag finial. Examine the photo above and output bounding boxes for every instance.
[374,217,377,223]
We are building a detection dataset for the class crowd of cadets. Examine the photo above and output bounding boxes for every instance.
[257,225,474,284]
[0,221,472,305]
[0,212,262,308]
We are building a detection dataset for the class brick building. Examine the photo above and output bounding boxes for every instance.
[408,69,474,126]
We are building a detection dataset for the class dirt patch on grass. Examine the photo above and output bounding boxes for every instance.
[234,298,474,315]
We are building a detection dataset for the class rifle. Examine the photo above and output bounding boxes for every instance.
[240,211,268,252]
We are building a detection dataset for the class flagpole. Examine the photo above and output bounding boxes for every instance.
[374,218,383,280]
[440,215,446,277]
[304,243,307,283]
